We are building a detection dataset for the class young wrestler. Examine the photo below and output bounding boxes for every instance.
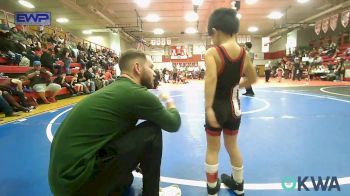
[204,8,257,196]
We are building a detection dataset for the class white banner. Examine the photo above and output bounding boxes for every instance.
[166,38,171,45]
[315,20,321,35]
[261,37,270,53]
[161,38,166,46]
[341,10,350,28]
[330,14,338,31]
[321,17,329,33]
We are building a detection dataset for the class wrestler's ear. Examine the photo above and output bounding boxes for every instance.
[211,28,217,35]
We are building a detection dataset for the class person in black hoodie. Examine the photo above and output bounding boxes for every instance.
[41,48,62,75]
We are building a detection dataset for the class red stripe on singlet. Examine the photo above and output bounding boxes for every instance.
[215,46,225,75]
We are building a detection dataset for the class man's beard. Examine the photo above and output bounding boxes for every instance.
[140,76,154,89]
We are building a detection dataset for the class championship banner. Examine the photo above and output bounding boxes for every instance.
[241,35,247,43]
[166,38,171,45]
[237,36,242,44]
[330,14,338,31]
[321,17,329,34]
[150,39,156,45]
[341,10,350,28]
[315,20,321,35]
[246,35,251,42]
[261,37,270,53]
[161,38,166,46]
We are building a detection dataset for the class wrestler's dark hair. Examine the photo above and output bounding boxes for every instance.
[245,42,252,49]
[119,49,147,72]
[207,8,239,36]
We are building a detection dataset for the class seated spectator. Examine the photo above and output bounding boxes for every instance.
[70,73,84,95]
[334,58,345,81]
[77,68,91,94]
[84,68,96,93]
[104,69,115,84]
[41,48,62,75]
[0,90,21,117]
[26,61,61,104]
[345,48,350,56]
[53,73,77,96]
[0,76,33,111]
[344,59,350,67]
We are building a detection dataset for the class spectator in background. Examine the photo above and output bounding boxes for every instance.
[77,68,91,94]
[0,90,21,117]
[264,61,272,82]
[292,57,302,81]
[62,49,72,75]
[275,65,284,83]
[334,58,345,81]
[53,73,77,96]
[104,69,115,84]
[41,48,62,75]
[85,67,96,93]
[243,42,255,96]
[26,61,61,104]
[0,76,33,112]
[70,73,84,95]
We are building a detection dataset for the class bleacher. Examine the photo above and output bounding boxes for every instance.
[0,57,82,101]
[320,44,350,65]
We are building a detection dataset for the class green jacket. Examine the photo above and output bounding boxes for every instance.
[48,77,181,196]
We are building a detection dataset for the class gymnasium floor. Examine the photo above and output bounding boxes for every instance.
[0,79,350,196]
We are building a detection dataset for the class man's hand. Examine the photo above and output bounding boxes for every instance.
[206,107,220,128]
[159,92,176,109]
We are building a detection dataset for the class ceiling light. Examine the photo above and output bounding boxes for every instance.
[297,0,309,3]
[18,0,35,8]
[248,26,258,32]
[135,0,150,8]
[145,14,160,22]
[268,11,283,19]
[185,27,198,34]
[246,0,258,5]
[82,30,92,35]
[192,0,204,6]
[153,28,164,35]
[56,18,69,23]
[237,13,242,19]
[185,12,199,22]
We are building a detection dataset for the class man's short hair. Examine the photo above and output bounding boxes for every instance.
[119,49,147,72]
[245,42,252,49]
[208,8,239,36]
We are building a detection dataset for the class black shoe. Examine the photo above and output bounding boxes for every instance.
[242,92,248,95]
[221,174,244,196]
[207,178,221,195]
[244,93,255,97]
[135,164,142,174]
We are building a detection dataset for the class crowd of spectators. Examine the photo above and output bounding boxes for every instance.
[0,26,121,120]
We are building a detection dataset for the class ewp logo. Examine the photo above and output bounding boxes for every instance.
[282,176,341,191]
[15,12,51,26]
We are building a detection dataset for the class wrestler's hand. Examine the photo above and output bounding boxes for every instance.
[206,107,220,128]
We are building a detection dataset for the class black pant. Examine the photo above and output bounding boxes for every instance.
[265,70,271,82]
[0,96,13,116]
[74,121,162,196]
